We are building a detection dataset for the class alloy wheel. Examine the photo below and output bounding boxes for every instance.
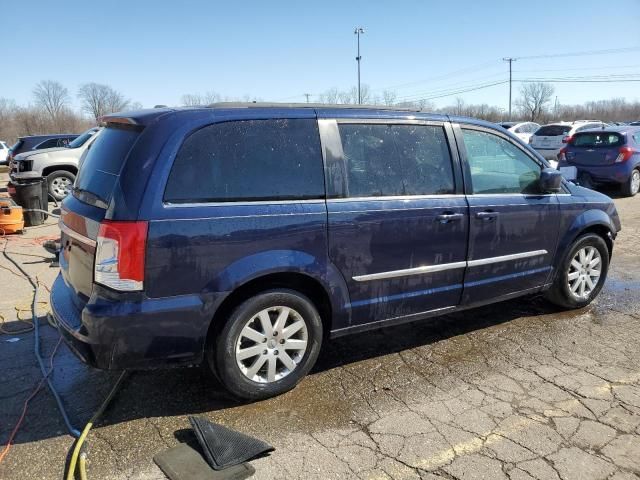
[567,246,601,299]
[631,170,640,195]
[51,177,72,197]
[235,306,308,383]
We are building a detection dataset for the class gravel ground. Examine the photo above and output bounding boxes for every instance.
[1,169,639,480]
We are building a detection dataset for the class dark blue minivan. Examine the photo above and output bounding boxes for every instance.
[52,104,621,399]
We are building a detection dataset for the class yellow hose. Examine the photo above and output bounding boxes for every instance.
[66,371,127,480]
[79,453,88,480]
[66,422,92,480]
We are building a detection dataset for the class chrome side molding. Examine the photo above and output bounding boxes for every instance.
[353,250,548,282]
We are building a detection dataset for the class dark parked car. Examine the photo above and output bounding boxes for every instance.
[52,104,621,400]
[5,133,79,165]
[558,126,640,196]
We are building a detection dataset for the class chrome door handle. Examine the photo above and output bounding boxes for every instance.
[476,211,499,221]
[436,213,464,223]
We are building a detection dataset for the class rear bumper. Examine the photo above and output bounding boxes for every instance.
[569,162,633,185]
[51,273,222,370]
[533,147,561,160]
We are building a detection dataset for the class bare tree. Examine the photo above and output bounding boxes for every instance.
[78,83,130,121]
[516,82,554,122]
[181,91,222,106]
[318,87,340,104]
[382,90,397,106]
[32,80,70,121]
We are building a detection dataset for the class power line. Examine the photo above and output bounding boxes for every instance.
[405,81,509,102]
[393,72,508,101]
[514,46,640,60]
[519,78,640,83]
[371,61,499,93]
[514,63,640,74]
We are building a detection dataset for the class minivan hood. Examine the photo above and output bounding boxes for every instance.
[566,181,611,201]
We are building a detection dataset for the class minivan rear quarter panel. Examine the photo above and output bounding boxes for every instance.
[141,109,352,336]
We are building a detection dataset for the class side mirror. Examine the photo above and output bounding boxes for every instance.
[539,167,563,193]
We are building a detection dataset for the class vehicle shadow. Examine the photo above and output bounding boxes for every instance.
[1,294,567,445]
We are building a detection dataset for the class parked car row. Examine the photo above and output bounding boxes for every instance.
[3,133,79,166]
[7,128,100,200]
[498,120,640,197]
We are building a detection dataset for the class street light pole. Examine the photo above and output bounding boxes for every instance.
[354,27,364,104]
[503,57,516,120]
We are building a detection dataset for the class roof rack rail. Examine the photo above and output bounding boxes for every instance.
[204,101,427,113]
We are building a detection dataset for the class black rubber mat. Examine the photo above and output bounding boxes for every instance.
[189,416,274,471]
[154,443,255,480]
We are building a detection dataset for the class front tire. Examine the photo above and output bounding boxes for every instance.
[545,233,609,309]
[621,169,640,197]
[47,170,75,201]
[209,289,323,400]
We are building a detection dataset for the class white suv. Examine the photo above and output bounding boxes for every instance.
[530,121,606,167]
[498,122,541,144]
[10,127,101,200]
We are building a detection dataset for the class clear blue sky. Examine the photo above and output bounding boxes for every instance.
[2,0,639,111]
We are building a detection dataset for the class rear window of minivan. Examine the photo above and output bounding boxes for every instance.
[73,126,140,208]
[164,119,324,203]
[535,125,571,136]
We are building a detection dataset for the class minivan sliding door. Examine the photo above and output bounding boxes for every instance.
[320,119,468,330]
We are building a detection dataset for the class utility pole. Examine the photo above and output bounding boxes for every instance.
[304,93,311,103]
[354,27,365,104]
[503,57,516,120]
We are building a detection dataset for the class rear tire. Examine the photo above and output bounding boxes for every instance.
[208,289,323,400]
[47,170,75,201]
[621,169,640,197]
[545,233,609,309]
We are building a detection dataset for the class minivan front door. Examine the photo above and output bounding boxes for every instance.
[456,125,561,305]
[320,119,468,329]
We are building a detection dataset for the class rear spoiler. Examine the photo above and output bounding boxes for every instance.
[98,116,139,126]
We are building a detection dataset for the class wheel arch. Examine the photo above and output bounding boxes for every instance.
[206,271,337,346]
[42,165,78,177]
[554,209,616,272]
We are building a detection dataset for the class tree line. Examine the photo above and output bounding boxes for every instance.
[2,80,639,145]
[0,80,138,144]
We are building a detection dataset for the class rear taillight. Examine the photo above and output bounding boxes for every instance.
[558,147,567,163]
[94,220,148,291]
[562,135,573,144]
[615,146,636,163]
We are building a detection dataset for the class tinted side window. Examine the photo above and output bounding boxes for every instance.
[165,119,324,203]
[462,129,541,194]
[338,123,455,197]
[36,139,57,149]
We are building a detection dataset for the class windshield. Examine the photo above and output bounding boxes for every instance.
[573,132,624,148]
[67,129,97,148]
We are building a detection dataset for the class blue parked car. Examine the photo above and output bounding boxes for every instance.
[52,104,621,400]
[558,126,640,196]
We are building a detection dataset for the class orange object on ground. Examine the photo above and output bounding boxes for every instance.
[0,201,24,234]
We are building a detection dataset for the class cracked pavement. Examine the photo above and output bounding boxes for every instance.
[1,172,639,479]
